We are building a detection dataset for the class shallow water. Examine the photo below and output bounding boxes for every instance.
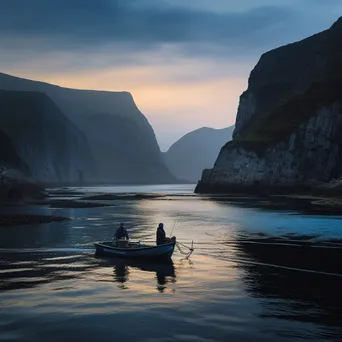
[1,184,342,342]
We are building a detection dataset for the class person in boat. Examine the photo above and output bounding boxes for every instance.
[156,222,167,245]
[115,223,129,240]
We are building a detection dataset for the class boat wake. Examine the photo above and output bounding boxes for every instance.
[0,247,94,254]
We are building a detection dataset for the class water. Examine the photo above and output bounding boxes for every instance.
[1,185,342,342]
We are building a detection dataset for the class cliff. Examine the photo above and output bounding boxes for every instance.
[0,90,95,184]
[77,113,174,183]
[0,128,27,171]
[164,126,234,182]
[0,73,175,184]
[0,129,43,200]
[196,17,342,194]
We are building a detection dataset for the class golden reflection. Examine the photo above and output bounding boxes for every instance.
[111,258,176,293]
[1,253,241,315]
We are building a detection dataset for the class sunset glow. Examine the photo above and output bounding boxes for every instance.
[1,0,341,150]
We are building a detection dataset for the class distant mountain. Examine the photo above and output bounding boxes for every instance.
[0,72,175,184]
[0,90,94,183]
[164,126,234,182]
[78,113,174,183]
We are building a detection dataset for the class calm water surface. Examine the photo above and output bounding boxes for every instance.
[1,184,342,342]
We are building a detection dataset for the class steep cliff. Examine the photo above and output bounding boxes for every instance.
[77,113,174,183]
[196,17,342,194]
[164,126,234,182]
[0,73,175,184]
[0,128,27,171]
[0,90,94,184]
[0,129,43,200]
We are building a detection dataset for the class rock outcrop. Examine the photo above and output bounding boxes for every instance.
[164,126,234,182]
[0,73,175,184]
[0,128,27,171]
[0,129,43,200]
[0,90,95,184]
[196,17,342,194]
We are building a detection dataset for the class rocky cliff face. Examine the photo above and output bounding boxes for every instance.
[0,90,94,184]
[0,128,27,171]
[164,126,234,182]
[77,113,175,183]
[0,73,175,184]
[196,17,342,194]
[0,129,43,200]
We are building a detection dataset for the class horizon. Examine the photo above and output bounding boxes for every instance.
[1,1,341,150]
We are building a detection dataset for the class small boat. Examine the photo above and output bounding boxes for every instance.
[94,237,176,260]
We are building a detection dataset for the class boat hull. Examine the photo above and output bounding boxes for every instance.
[94,241,176,259]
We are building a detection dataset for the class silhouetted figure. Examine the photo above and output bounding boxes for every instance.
[115,223,129,240]
[156,222,166,245]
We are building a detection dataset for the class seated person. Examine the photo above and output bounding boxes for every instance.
[156,222,167,245]
[115,223,129,240]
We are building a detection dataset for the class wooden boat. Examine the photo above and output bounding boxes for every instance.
[94,238,176,259]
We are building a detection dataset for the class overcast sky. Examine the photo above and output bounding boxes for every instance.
[1,0,341,150]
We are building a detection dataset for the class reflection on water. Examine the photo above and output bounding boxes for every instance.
[110,258,176,292]
[1,185,342,341]
[235,240,342,340]
[113,263,129,288]
[0,252,178,295]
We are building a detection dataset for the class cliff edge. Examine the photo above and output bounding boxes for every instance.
[196,17,342,194]
[0,73,175,184]
[0,90,95,184]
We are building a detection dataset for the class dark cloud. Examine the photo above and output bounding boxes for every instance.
[0,0,294,52]
[0,0,341,72]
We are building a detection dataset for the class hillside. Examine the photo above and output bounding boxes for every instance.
[164,126,234,182]
[0,73,175,184]
[78,113,175,183]
[0,90,94,183]
[0,128,42,200]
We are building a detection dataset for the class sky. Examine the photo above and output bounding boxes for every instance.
[1,1,341,151]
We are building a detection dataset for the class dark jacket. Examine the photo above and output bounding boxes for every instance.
[115,226,129,240]
[156,226,166,245]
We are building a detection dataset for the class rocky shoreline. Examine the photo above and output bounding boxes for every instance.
[200,192,342,216]
[0,214,70,227]
[195,180,342,197]
[1,186,342,230]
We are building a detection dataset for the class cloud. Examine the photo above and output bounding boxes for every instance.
[0,0,340,68]
[1,0,341,150]
[0,1,295,55]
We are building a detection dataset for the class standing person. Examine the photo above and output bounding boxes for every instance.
[156,222,166,245]
[115,223,129,240]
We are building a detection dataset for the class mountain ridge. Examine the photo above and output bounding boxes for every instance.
[0,72,175,184]
[164,126,234,182]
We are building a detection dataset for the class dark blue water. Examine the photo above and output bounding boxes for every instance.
[1,185,342,342]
